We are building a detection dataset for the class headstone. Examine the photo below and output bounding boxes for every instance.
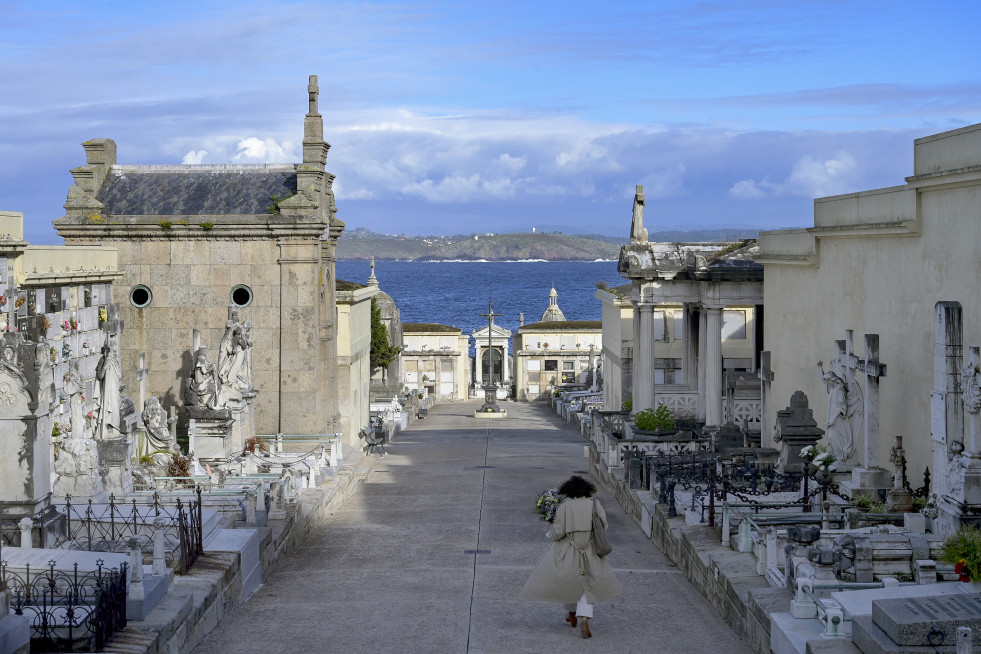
[773,391,824,473]
[852,594,981,653]
[938,343,981,533]
[932,302,964,501]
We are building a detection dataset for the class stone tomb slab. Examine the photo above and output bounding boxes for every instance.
[873,593,981,647]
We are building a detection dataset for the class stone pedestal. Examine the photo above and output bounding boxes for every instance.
[187,407,235,461]
[98,436,134,496]
[840,467,893,501]
[477,384,501,415]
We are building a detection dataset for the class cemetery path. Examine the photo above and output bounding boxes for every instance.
[196,401,752,654]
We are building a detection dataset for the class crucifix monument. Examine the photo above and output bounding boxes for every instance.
[475,299,505,418]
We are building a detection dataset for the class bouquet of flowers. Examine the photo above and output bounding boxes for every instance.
[535,487,564,523]
[940,526,981,583]
[800,443,836,471]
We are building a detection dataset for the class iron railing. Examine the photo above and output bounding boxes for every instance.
[60,488,203,574]
[1,556,127,652]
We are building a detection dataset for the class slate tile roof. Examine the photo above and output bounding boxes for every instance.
[97,166,298,216]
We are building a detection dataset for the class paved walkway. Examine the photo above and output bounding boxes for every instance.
[197,401,752,653]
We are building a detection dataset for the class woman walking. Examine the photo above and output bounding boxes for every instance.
[520,475,623,638]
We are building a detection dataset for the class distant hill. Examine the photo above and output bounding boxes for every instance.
[335,228,759,261]
[337,231,622,261]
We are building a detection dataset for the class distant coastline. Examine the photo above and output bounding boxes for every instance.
[336,228,757,262]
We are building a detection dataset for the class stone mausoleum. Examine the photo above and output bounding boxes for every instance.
[53,76,344,439]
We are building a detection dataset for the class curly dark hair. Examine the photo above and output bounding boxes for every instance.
[558,475,596,499]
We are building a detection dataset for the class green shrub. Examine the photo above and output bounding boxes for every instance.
[159,220,173,229]
[634,404,675,432]
[199,222,214,231]
[622,397,632,412]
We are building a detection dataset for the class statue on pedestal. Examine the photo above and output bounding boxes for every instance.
[818,356,863,463]
[93,342,123,439]
[185,346,218,409]
[217,312,253,406]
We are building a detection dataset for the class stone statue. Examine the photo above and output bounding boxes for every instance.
[818,357,863,463]
[217,313,253,405]
[93,342,123,439]
[630,185,648,243]
[142,397,178,454]
[237,320,253,392]
[63,360,86,439]
[35,338,54,412]
[185,346,218,409]
[962,357,981,414]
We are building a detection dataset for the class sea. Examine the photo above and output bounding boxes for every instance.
[335,260,627,335]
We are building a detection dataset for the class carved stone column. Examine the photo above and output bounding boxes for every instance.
[705,307,723,428]
[634,303,654,412]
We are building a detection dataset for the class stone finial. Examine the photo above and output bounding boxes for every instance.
[630,184,648,243]
[307,75,319,116]
[367,256,378,287]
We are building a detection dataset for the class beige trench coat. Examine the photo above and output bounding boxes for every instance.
[520,497,623,604]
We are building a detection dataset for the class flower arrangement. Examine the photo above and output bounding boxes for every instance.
[99,307,107,323]
[0,295,6,309]
[70,317,79,332]
[83,339,90,349]
[61,319,70,332]
[801,444,836,470]
[535,487,564,523]
[62,341,71,360]
[940,526,981,582]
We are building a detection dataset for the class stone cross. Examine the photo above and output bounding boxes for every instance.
[308,75,319,115]
[839,331,887,468]
[479,299,499,387]
[759,351,774,447]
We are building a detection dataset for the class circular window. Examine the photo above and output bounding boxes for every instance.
[130,285,152,308]
[231,284,253,308]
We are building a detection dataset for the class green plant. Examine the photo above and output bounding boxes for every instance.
[369,297,400,369]
[622,397,632,412]
[851,494,887,513]
[199,221,214,231]
[51,423,61,438]
[634,404,675,432]
[939,526,981,582]
[267,193,294,214]
[159,220,173,229]
[912,495,928,511]
[417,393,423,399]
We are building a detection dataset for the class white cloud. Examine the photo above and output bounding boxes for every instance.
[785,152,857,197]
[729,152,858,199]
[181,150,208,164]
[497,153,526,173]
[233,137,295,162]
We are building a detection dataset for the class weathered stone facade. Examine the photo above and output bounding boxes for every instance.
[53,76,343,437]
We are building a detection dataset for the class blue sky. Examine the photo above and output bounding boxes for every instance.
[2,0,978,243]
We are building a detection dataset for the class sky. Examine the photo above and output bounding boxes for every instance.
[1,0,979,243]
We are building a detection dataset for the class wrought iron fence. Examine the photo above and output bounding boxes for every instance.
[59,488,203,574]
[1,557,127,652]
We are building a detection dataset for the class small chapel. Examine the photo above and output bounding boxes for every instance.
[53,76,344,440]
